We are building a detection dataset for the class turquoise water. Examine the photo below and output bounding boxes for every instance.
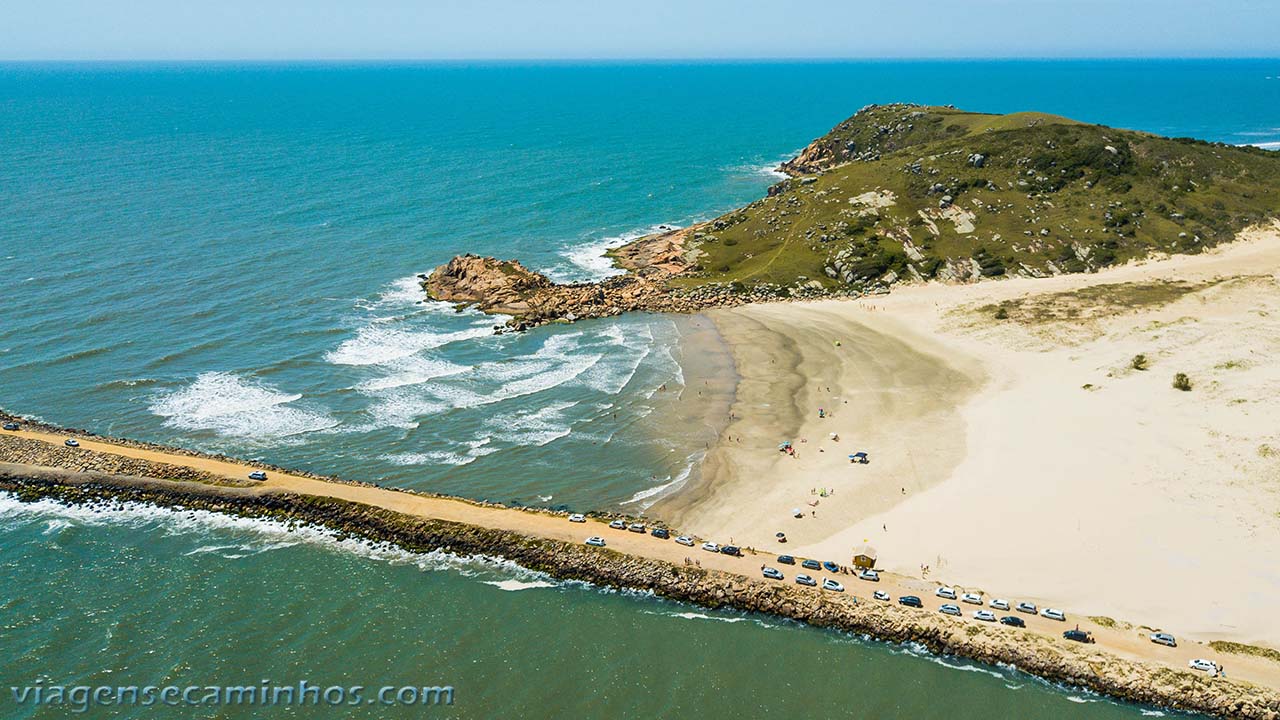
[3,60,1277,717]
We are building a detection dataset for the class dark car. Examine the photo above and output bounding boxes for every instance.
[2,422,19,431]
[1000,616,1026,628]
[650,528,670,539]
[777,555,795,565]
[822,561,840,573]
[720,545,742,557]
[801,559,821,570]
[898,595,923,608]
[1063,629,1095,644]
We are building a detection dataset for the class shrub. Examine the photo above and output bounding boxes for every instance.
[994,306,1009,320]
[1172,373,1192,391]
[1130,354,1149,371]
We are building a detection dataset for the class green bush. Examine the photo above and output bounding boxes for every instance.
[1131,354,1149,371]
[1172,372,1192,391]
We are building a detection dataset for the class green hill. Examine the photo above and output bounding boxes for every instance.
[671,104,1280,293]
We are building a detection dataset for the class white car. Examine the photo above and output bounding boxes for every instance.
[1040,608,1066,621]
[248,471,267,481]
[674,535,694,547]
[872,590,890,601]
[568,513,586,523]
[822,578,845,592]
[939,604,962,617]
[585,536,606,547]
[1016,601,1038,614]
[64,438,80,447]
[701,542,720,553]
[935,586,957,600]
[961,592,982,605]
[608,519,626,530]
[1150,633,1177,648]
[989,598,1010,611]
[762,567,784,580]
[973,610,996,622]
[857,568,880,582]
[795,574,817,587]
[1188,658,1218,673]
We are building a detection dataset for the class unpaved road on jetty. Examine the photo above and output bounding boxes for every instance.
[5,427,1279,692]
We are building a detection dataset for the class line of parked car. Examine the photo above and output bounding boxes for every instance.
[574,518,1189,657]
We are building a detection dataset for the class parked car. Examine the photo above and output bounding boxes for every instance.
[939,604,962,617]
[801,559,821,571]
[585,536,606,547]
[822,578,844,592]
[701,542,720,553]
[1188,659,1218,673]
[1063,629,1094,644]
[898,596,923,608]
[762,567,784,580]
[1150,632,1177,648]
[1040,608,1066,621]
[1000,616,1026,628]
[989,598,1010,611]
[720,545,742,557]
[2,422,19,431]
[650,527,670,539]
[935,586,957,600]
[961,592,983,605]
[609,520,626,530]
[674,535,695,547]
[776,555,796,565]
[628,523,646,533]
[973,610,996,622]
[822,561,840,573]
[64,439,80,447]
[872,591,890,601]
[568,513,586,523]
[857,569,880,582]
[795,574,817,587]
[248,471,267,481]
[1016,601,1038,614]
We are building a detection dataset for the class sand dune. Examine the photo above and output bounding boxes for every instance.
[661,223,1280,647]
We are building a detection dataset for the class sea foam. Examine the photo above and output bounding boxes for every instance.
[149,371,337,440]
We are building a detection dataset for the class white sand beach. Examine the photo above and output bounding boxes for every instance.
[657,223,1280,647]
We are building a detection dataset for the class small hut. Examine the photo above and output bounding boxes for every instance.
[852,544,878,570]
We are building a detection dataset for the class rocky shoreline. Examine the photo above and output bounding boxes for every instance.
[420,224,849,331]
[1,461,1276,718]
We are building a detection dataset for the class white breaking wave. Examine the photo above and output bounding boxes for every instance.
[547,224,683,283]
[353,356,470,392]
[483,579,558,592]
[149,371,337,440]
[486,400,579,447]
[326,323,494,367]
[0,492,553,583]
[621,463,693,510]
[385,438,498,468]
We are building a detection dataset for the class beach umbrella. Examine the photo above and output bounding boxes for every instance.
[791,508,802,516]
[775,532,786,538]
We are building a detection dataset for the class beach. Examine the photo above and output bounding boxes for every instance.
[658,223,1280,648]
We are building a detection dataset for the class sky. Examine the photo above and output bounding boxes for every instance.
[2,0,1278,61]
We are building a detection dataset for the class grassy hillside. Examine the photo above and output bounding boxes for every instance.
[673,104,1280,293]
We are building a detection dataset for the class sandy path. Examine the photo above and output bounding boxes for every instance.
[7,426,1279,688]
[663,224,1280,651]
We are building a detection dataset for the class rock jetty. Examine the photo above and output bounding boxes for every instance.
[1,463,1277,720]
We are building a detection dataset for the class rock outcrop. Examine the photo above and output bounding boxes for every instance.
[421,254,552,315]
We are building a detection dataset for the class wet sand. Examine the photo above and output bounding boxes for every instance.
[658,223,1280,649]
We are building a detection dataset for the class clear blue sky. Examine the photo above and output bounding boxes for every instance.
[3,0,1278,61]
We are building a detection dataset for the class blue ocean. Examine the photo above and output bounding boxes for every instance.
[2,60,1277,717]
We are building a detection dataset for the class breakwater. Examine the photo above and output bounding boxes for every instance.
[0,459,1275,719]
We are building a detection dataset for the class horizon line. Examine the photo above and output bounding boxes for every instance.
[2,55,1279,64]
